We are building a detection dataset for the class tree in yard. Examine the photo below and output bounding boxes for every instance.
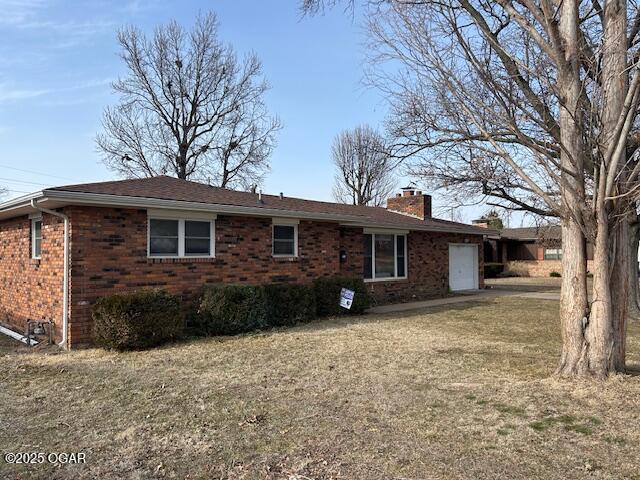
[305,0,640,377]
[478,210,504,230]
[332,124,397,206]
[96,13,281,189]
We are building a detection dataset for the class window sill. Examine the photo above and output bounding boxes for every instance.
[30,258,41,266]
[148,256,216,264]
[272,255,299,261]
[364,276,408,283]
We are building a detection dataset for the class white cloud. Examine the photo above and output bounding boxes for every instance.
[0,86,50,102]
[0,0,47,26]
[0,78,112,104]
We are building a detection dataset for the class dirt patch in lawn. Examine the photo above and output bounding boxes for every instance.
[1,297,639,479]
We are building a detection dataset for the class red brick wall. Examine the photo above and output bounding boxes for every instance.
[505,260,594,277]
[66,207,341,346]
[0,213,66,342]
[340,228,484,305]
[0,205,486,348]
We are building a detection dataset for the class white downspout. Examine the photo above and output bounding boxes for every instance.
[30,198,69,349]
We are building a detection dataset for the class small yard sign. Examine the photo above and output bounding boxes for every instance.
[339,288,355,310]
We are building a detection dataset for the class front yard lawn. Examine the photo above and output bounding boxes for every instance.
[1,297,639,479]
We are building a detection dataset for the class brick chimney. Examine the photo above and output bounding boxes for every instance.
[386,186,432,220]
[471,219,489,228]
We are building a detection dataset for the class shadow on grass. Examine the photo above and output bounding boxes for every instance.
[624,364,640,376]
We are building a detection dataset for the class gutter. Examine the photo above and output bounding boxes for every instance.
[0,324,38,346]
[38,190,493,236]
[30,198,69,349]
[2,189,494,237]
[40,190,367,223]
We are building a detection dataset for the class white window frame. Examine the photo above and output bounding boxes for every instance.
[272,218,299,258]
[363,230,408,282]
[544,247,562,260]
[147,210,216,259]
[30,215,42,259]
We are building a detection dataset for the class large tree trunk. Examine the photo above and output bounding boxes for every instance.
[580,211,616,376]
[557,0,628,377]
[556,0,591,376]
[627,214,640,320]
[599,0,629,373]
[610,218,630,370]
[557,220,590,374]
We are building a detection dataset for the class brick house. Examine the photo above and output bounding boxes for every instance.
[0,176,491,349]
[480,225,595,277]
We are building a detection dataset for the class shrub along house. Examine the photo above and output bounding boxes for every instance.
[0,176,490,348]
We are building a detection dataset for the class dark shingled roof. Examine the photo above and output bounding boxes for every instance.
[501,225,561,241]
[48,176,489,234]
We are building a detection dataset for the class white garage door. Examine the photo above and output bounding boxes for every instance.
[449,244,478,291]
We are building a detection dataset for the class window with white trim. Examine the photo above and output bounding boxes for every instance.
[31,218,42,259]
[363,233,407,280]
[273,224,297,257]
[544,247,562,260]
[148,218,214,257]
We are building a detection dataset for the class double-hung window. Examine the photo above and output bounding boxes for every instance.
[363,232,407,281]
[31,217,42,259]
[272,221,298,257]
[148,215,215,258]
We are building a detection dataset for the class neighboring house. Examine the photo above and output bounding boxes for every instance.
[0,177,491,349]
[477,223,594,277]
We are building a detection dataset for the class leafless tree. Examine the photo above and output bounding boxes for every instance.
[96,13,281,189]
[305,0,640,377]
[332,125,397,206]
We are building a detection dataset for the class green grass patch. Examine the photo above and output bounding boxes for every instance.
[564,424,592,435]
[605,436,627,446]
[529,414,597,435]
[493,402,526,416]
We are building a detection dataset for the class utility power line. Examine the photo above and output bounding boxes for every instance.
[0,164,79,182]
[0,177,53,187]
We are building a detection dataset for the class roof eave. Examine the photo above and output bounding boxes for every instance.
[41,190,370,223]
[1,189,490,235]
[0,191,44,219]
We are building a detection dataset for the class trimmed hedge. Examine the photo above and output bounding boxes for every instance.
[196,284,269,335]
[484,262,505,279]
[313,276,370,316]
[194,278,369,336]
[93,289,182,351]
[264,283,316,326]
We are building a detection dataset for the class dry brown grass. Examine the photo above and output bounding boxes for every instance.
[1,297,639,480]
[486,277,564,291]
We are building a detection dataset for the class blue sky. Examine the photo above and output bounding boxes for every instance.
[0,0,507,224]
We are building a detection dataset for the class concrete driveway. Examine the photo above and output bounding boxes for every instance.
[369,277,560,314]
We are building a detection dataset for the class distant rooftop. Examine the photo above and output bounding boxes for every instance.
[501,225,561,241]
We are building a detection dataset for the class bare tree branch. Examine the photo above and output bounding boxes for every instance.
[96,13,282,189]
[332,124,397,206]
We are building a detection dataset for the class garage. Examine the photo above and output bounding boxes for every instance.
[449,244,479,291]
